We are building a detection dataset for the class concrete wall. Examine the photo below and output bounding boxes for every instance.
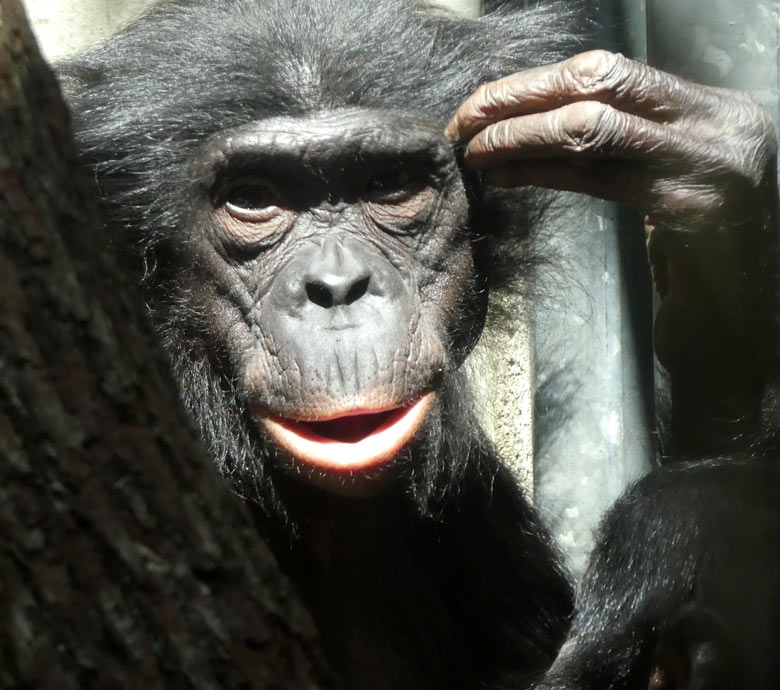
[22,0,156,61]
[23,0,484,61]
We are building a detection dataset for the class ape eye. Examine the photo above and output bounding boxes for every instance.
[215,176,294,247]
[222,177,286,222]
[363,165,437,232]
[364,167,418,200]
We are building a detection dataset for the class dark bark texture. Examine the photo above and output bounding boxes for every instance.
[0,1,334,687]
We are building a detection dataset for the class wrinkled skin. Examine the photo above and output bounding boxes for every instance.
[448,50,779,454]
[448,50,776,223]
[177,110,475,491]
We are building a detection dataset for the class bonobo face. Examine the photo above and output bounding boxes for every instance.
[176,109,477,492]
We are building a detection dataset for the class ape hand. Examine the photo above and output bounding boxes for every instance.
[447,49,780,455]
[445,49,777,234]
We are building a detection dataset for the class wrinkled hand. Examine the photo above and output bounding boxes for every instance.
[446,49,777,232]
[447,50,780,454]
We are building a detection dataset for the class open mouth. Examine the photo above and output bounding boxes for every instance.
[261,393,435,471]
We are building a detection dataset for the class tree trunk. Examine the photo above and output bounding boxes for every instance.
[0,1,334,687]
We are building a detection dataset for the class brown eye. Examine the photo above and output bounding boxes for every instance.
[216,176,294,247]
[223,177,286,222]
[364,166,417,200]
[363,166,436,231]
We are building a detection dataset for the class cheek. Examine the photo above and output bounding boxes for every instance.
[414,181,474,305]
[420,237,477,324]
[163,238,267,359]
[422,241,484,365]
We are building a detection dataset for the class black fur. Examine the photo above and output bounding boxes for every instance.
[57,1,585,688]
[534,460,780,690]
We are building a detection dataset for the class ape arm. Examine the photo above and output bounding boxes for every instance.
[447,50,780,456]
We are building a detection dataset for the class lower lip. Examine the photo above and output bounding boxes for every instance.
[261,393,435,472]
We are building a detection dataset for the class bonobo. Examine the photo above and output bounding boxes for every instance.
[57,0,779,688]
[534,460,780,690]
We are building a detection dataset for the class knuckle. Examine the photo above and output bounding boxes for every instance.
[563,49,625,94]
[473,81,490,106]
[715,91,778,176]
[483,119,513,152]
[475,80,502,115]
[457,82,491,127]
[715,88,776,142]
[561,101,613,152]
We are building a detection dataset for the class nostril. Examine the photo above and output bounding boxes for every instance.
[306,282,334,308]
[345,276,370,305]
[306,275,371,308]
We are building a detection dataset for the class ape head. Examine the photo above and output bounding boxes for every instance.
[188,108,480,491]
[58,0,576,511]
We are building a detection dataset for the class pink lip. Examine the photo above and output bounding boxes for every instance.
[261,393,435,472]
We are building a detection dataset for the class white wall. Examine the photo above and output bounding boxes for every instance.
[22,0,156,60]
[23,0,483,61]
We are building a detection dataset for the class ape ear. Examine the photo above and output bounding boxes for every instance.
[648,604,739,690]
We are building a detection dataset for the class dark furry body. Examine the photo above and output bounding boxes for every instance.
[536,460,780,690]
[57,1,584,688]
[263,447,570,689]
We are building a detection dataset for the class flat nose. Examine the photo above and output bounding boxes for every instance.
[304,239,371,308]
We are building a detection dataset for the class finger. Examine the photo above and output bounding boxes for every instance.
[462,100,728,172]
[445,50,727,142]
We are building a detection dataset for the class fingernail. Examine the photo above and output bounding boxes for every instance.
[444,121,458,140]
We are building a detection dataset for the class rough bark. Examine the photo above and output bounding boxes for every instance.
[0,1,334,687]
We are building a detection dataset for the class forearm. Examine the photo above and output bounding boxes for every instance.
[652,173,779,455]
